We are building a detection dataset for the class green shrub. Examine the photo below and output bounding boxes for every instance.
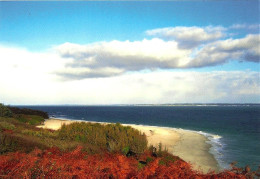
[0,116,79,154]
[138,162,146,170]
[159,159,166,166]
[157,153,179,166]
[164,155,177,163]
[57,122,147,153]
[146,157,153,164]
[0,104,13,117]
[0,133,17,154]
[16,114,45,125]
[0,121,15,130]
[0,114,147,155]
[0,133,49,154]
[122,146,130,155]
[21,129,57,138]
[157,142,163,157]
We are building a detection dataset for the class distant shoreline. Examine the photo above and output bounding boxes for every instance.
[14,103,260,107]
[38,118,220,173]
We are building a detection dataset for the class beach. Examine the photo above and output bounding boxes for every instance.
[37,118,219,173]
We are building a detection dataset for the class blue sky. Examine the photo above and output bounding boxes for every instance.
[1,1,259,50]
[0,1,259,104]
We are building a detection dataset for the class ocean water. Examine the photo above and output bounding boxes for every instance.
[20,105,260,171]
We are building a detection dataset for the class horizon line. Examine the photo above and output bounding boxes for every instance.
[10,103,260,106]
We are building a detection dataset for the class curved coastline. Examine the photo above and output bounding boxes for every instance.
[38,118,220,173]
[172,128,220,173]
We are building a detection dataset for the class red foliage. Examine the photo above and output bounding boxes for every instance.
[2,129,13,134]
[0,147,253,179]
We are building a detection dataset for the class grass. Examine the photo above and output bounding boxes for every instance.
[0,114,148,155]
[57,122,148,153]
[16,114,45,125]
[0,121,15,130]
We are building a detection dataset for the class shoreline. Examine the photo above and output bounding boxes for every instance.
[37,118,220,173]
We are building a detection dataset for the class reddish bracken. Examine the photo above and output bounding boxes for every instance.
[0,147,256,178]
[2,129,13,134]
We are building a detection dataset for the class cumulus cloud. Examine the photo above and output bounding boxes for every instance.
[145,26,226,49]
[55,32,259,79]
[188,34,260,67]
[55,39,191,79]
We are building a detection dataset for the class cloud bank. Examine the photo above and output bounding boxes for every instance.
[0,53,259,104]
[55,25,259,79]
[0,25,259,104]
[0,42,259,104]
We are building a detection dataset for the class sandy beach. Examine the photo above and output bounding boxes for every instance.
[37,118,219,173]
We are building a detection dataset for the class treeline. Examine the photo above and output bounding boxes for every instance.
[0,104,46,126]
[8,106,49,119]
[0,103,49,119]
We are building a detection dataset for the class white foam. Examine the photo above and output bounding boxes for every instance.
[195,131,230,170]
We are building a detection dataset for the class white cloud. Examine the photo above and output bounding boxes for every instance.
[189,34,260,67]
[146,26,226,49]
[55,33,259,79]
[0,48,259,105]
[55,39,191,79]
[0,45,67,104]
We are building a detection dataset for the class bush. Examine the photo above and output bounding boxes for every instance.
[0,115,81,154]
[16,114,45,125]
[122,146,130,155]
[146,157,153,164]
[0,121,15,130]
[21,129,57,138]
[58,122,147,153]
[0,104,12,117]
[0,133,49,154]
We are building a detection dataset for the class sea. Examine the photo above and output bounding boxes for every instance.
[19,104,260,171]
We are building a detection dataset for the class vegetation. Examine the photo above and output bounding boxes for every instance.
[8,106,49,119]
[15,114,45,125]
[0,147,259,178]
[0,104,259,178]
[0,104,12,117]
[0,105,147,154]
[58,122,147,153]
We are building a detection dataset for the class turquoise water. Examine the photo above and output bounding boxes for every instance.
[20,105,260,170]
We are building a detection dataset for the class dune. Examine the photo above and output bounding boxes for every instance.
[37,118,219,173]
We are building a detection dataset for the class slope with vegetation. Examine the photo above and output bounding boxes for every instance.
[0,103,259,178]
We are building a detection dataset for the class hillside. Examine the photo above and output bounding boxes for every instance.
[0,104,258,178]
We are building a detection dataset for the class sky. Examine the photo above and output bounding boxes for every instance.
[0,1,259,105]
